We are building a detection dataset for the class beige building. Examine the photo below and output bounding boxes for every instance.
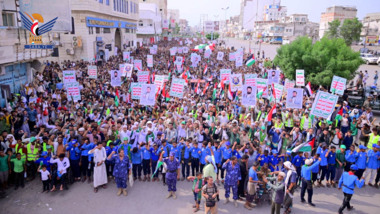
[319,6,357,39]
[51,0,139,62]
[361,12,380,44]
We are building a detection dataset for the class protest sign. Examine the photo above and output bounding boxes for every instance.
[267,70,280,84]
[154,75,166,92]
[137,71,149,83]
[140,84,156,106]
[220,69,231,84]
[296,69,305,86]
[147,55,153,68]
[286,88,303,109]
[131,83,142,99]
[123,51,130,61]
[310,91,339,119]
[176,56,183,65]
[169,78,186,98]
[149,47,157,55]
[330,75,347,95]
[63,70,76,84]
[65,82,81,102]
[87,66,97,79]
[217,52,224,60]
[170,48,176,56]
[183,47,189,53]
[235,56,243,67]
[242,85,257,107]
[110,70,122,87]
[205,49,211,58]
[273,83,284,103]
[229,52,236,61]
[134,60,142,71]
[244,74,257,87]
[177,47,183,54]
[124,64,133,77]
[256,78,268,97]
[284,79,295,91]
[229,74,243,92]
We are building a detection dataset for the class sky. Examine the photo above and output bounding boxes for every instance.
[167,0,380,27]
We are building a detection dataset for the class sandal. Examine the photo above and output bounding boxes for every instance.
[102,184,107,189]
[94,188,98,193]
[192,205,196,208]
[193,208,200,212]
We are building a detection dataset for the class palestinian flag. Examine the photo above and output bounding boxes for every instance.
[257,86,267,99]
[156,86,161,99]
[151,161,163,178]
[168,70,172,80]
[115,88,120,107]
[335,107,343,126]
[265,104,276,122]
[167,60,171,70]
[203,64,208,75]
[195,79,201,94]
[245,54,255,67]
[228,84,234,100]
[305,82,313,97]
[220,77,227,90]
[292,137,315,153]
[272,83,276,101]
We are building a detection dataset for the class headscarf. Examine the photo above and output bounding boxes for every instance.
[206,155,218,174]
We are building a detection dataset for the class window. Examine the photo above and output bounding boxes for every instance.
[125,28,130,33]
[71,17,75,34]
[2,12,14,26]
[126,1,128,14]
[114,0,116,10]
[130,1,132,13]
[99,0,103,3]
[121,0,123,12]
[106,0,109,5]
[96,27,100,34]
[89,27,94,34]
[139,22,143,27]
[103,28,111,33]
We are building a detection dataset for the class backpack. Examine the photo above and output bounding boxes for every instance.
[204,183,218,207]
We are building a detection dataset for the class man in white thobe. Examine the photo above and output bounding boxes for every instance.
[89,143,108,192]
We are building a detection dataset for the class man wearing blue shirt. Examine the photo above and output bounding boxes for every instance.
[345,145,358,171]
[199,142,211,172]
[300,158,321,207]
[212,141,222,184]
[364,144,380,186]
[150,144,160,181]
[338,165,365,214]
[141,143,151,181]
[80,139,95,183]
[355,145,367,178]
[246,161,260,210]
[190,142,201,176]
[317,143,328,187]
[131,146,142,181]
[66,140,81,181]
[325,146,337,187]
[181,140,191,181]
[220,141,232,183]
[292,152,304,185]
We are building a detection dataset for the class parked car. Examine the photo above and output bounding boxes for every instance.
[360,53,378,64]
[377,57,380,65]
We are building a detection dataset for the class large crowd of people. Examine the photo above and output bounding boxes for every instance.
[0,38,379,214]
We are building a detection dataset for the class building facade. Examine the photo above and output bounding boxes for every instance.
[263,4,287,21]
[361,12,380,45]
[0,0,52,106]
[239,0,277,31]
[319,6,357,39]
[136,3,162,45]
[52,0,139,62]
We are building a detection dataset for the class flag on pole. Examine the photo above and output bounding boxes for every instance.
[156,87,161,99]
[292,137,315,153]
[212,83,217,101]
[272,83,276,101]
[151,161,163,178]
[257,86,267,99]
[203,64,208,75]
[202,82,210,96]
[115,88,120,107]
[245,54,255,67]
[195,79,201,94]
[265,104,276,122]
[228,84,234,100]
[220,77,227,90]
[305,82,313,97]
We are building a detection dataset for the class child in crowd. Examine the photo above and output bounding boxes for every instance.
[187,172,205,212]
[37,164,51,193]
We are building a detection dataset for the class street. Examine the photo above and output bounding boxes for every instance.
[0,178,379,214]
[224,38,380,87]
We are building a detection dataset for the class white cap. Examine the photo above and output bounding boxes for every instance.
[278,172,286,178]
[305,159,313,165]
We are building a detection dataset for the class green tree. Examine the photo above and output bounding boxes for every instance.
[273,37,363,87]
[340,18,363,45]
[263,60,273,68]
[205,33,219,40]
[326,19,340,39]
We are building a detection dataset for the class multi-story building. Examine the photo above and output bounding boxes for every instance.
[361,12,380,45]
[263,4,287,21]
[319,6,357,39]
[167,9,180,27]
[139,0,167,26]
[52,0,139,62]
[178,19,189,34]
[136,3,162,45]
[0,0,60,106]
[239,0,276,31]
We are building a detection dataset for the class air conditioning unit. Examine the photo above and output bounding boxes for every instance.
[66,48,74,55]
[53,33,60,39]
[72,36,82,48]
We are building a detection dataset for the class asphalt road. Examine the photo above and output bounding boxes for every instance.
[0,177,379,214]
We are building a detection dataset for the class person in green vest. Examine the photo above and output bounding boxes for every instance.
[14,138,26,161]
[367,128,379,150]
[283,111,294,133]
[41,136,49,152]
[10,153,26,190]
[25,137,39,180]
[300,112,312,131]
[187,172,205,212]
